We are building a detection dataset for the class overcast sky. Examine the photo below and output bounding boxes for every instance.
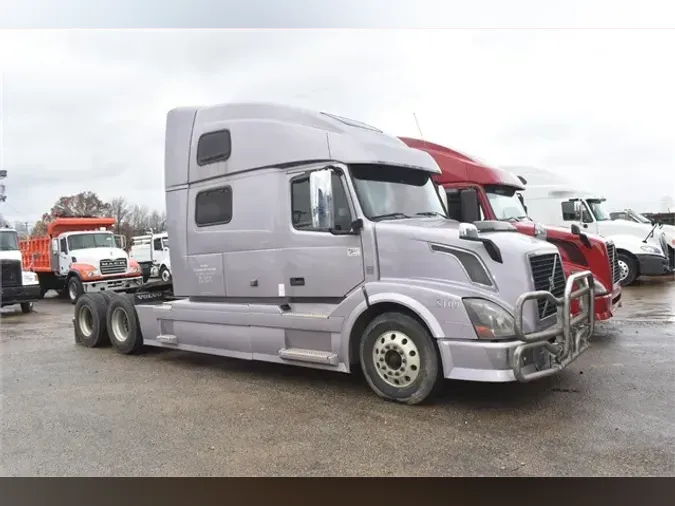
[1,0,674,223]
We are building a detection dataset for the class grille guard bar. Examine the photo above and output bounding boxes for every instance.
[511,270,596,382]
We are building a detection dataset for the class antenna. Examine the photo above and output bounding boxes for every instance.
[412,112,425,141]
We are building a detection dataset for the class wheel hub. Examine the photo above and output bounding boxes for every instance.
[618,259,630,281]
[372,330,421,388]
[78,306,93,337]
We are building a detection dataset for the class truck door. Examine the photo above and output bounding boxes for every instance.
[57,237,70,276]
[561,199,597,234]
[286,169,365,299]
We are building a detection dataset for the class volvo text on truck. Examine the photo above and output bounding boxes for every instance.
[71,102,595,405]
[502,165,674,286]
[399,137,622,321]
[0,225,40,313]
[20,217,144,304]
[129,231,172,283]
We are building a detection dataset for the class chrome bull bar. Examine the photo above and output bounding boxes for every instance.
[511,270,596,382]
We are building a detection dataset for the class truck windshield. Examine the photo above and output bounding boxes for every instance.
[484,185,530,222]
[68,233,116,250]
[629,210,652,224]
[349,164,446,221]
[0,231,19,251]
[587,199,611,221]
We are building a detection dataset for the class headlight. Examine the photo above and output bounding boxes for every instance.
[84,269,100,278]
[640,244,662,255]
[593,279,607,294]
[463,298,515,339]
[130,264,140,273]
[22,271,39,285]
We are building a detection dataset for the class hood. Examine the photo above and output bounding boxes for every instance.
[70,247,129,265]
[602,219,659,239]
[0,250,22,263]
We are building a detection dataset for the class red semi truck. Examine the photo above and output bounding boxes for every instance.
[400,137,622,321]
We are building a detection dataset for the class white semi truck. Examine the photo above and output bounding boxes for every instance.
[129,231,172,283]
[504,166,674,286]
[0,226,41,313]
[71,102,595,405]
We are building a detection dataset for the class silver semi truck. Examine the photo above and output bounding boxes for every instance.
[72,102,595,405]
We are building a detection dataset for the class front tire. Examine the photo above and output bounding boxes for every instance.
[618,253,638,286]
[359,312,443,405]
[159,266,172,283]
[67,276,84,304]
[20,302,34,314]
[106,294,143,355]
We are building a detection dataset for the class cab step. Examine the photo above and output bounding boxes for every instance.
[278,348,338,365]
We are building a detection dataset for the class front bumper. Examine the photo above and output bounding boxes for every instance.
[82,276,143,293]
[437,271,595,383]
[593,284,622,321]
[0,283,41,307]
[636,253,672,276]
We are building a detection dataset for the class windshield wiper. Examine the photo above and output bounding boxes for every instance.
[370,212,411,221]
[415,211,446,218]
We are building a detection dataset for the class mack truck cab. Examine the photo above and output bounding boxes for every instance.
[72,102,595,405]
[0,226,40,313]
[399,137,622,321]
[501,166,674,286]
[20,217,144,303]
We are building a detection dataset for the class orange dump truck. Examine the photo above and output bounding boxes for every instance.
[20,217,143,303]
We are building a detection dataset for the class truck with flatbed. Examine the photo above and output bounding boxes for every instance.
[0,225,41,313]
[71,102,595,405]
[399,137,622,321]
[20,217,144,303]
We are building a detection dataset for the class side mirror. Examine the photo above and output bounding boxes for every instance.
[571,223,581,235]
[309,168,335,230]
[517,175,527,186]
[573,201,583,221]
[436,184,448,214]
[460,188,480,223]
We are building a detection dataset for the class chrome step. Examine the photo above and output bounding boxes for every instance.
[156,334,178,345]
[278,348,338,365]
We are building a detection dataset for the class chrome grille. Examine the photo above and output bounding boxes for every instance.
[100,258,127,275]
[606,242,621,285]
[529,253,566,319]
[0,259,22,288]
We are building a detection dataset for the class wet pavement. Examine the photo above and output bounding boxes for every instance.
[1,279,673,477]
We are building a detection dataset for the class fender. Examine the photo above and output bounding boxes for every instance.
[341,291,446,373]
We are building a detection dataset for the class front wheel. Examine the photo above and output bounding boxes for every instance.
[67,276,84,304]
[159,266,172,283]
[359,312,443,405]
[618,253,638,286]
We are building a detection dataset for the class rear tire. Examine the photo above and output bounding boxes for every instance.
[359,312,443,405]
[73,293,110,347]
[106,294,143,355]
[67,276,84,304]
[20,302,34,314]
[618,253,638,286]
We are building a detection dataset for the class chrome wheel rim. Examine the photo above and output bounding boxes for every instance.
[78,305,93,337]
[372,330,421,388]
[161,269,171,282]
[111,307,130,343]
[618,259,630,281]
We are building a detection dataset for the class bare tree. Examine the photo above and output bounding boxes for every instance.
[109,197,130,234]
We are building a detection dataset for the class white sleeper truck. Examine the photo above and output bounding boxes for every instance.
[504,166,674,286]
[130,231,172,283]
[71,102,595,405]
[0,226,40,313]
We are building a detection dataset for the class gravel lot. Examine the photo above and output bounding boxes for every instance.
[1,278,674,477]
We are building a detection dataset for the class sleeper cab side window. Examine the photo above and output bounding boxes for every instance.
[291,173,352,231]
[196,129,231,166]
[195,186,233,227]
[561,201,576,221]
[153,238,162,251]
